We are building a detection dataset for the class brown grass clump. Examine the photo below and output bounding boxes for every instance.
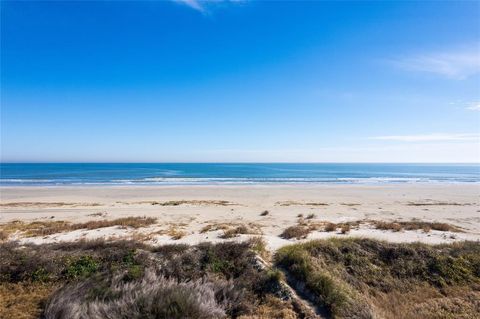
[200,223,232,233]
[280,226,311,239]
[340,224,351,234]
[373,220,461,233]
[324,222,337,232]
[0,216,157,238]
[220,224,261,239]
[163,226,188,240]
[246,294,297,319]
[374,221,403,232]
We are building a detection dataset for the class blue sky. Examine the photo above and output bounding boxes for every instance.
[1,0,479,162]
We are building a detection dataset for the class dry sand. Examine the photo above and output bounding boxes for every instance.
[1,184,479,250]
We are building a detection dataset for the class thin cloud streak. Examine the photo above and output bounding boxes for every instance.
[173,0,245,13]
[371,133,480,142]
[174,0,205,12]
[390,45,480,79]
[467,102,480,111]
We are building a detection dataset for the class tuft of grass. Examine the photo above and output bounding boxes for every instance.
[153,226,188,240]
[324,222,337,232]
[280,225,311,239]
[220,225,256,239]
[306,213,316,220]
[248,237,269,260]
[200,223,231,233]
[340,224,351,234]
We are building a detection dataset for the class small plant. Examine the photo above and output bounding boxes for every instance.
[280,225,310,239]
[124,264,144,281]
[248,237,269,259]
[324,223,337,232]
[220,225,250,239]
[306,213,316,220]
[266,268,284,282]
[260,210,269,216]
[64,255,99,279]
[340,224,351,234]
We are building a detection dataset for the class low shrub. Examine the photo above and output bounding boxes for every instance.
[324,222,337,232]
[280,226,310,239]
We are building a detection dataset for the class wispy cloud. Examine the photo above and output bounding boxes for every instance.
[173,0,245,13]
[371,133,480,142]
[174,0,206,12]
[390,44,480,79]
[466,102,480,111]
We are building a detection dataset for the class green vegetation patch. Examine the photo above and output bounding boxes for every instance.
[275,238,480,319]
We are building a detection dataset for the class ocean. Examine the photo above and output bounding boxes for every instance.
[0,163,479,186]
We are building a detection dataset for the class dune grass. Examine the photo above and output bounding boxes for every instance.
[0,238,294,319]
[0,216,157,238]
[133,200,234,206]
[279,218,462,241]
[373,220,462,233]
[275,238,480,318]
[280,225,311,239]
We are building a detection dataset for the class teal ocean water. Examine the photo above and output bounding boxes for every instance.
[0,163,479,186]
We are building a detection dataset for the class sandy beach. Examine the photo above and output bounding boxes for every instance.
[1,184,479,250]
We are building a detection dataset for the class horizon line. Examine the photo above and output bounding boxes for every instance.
[1,162,479,165]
